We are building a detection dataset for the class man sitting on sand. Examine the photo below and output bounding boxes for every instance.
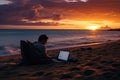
[20,34,77,64]
[20,34,52,65]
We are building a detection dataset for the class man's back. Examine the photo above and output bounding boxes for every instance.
[33,42,47,58]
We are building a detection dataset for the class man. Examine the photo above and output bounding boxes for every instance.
[33,34,49,59]
[20,34,51,65]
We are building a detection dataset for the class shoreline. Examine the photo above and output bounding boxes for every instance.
[0,40,119,63]
[47,42,102,51]
[0,40,108,57]
[0,40,111,57]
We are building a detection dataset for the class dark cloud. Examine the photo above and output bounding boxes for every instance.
[0,0,62,25]
[0,0,120,26]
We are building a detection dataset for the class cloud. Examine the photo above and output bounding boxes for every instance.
[0,0,63,26]
[0,0,120,26]
[64,0,88,3]
[64,0,79,2]
[80,0,88,2]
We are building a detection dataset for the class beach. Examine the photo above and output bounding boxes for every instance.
[0,40,120,80]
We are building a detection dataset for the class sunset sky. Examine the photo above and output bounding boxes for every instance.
[0,0,120,29]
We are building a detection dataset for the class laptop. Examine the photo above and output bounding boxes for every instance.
[58,51,70,61]
[52,51,70,62]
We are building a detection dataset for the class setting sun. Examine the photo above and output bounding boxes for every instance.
[88,25,99,30]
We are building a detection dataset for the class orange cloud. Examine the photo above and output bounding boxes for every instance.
[0,0,120,29]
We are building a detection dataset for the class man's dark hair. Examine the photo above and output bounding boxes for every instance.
[38,34,48,42]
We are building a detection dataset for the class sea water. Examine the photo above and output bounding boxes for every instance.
[0,29,120,56]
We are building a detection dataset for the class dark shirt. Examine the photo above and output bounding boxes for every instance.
[33,42,47,58]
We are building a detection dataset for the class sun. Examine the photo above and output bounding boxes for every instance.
[88,25,99,30]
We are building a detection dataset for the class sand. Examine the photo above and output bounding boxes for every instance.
[0,40,120,80]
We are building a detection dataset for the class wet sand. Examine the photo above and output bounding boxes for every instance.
[0,40,120,80]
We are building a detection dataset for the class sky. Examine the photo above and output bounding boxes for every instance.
[0,0,120,29]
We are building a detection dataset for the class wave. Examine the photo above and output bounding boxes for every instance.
[0,41,99,56]
[0,46,20,56]
[0,39,118,56]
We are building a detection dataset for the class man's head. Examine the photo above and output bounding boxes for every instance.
[38,34,48,45]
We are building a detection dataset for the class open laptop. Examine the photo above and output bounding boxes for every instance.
[58,51,70,61]
[52,51,70,62]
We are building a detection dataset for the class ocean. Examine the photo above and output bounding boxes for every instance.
[0,29,120,56]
